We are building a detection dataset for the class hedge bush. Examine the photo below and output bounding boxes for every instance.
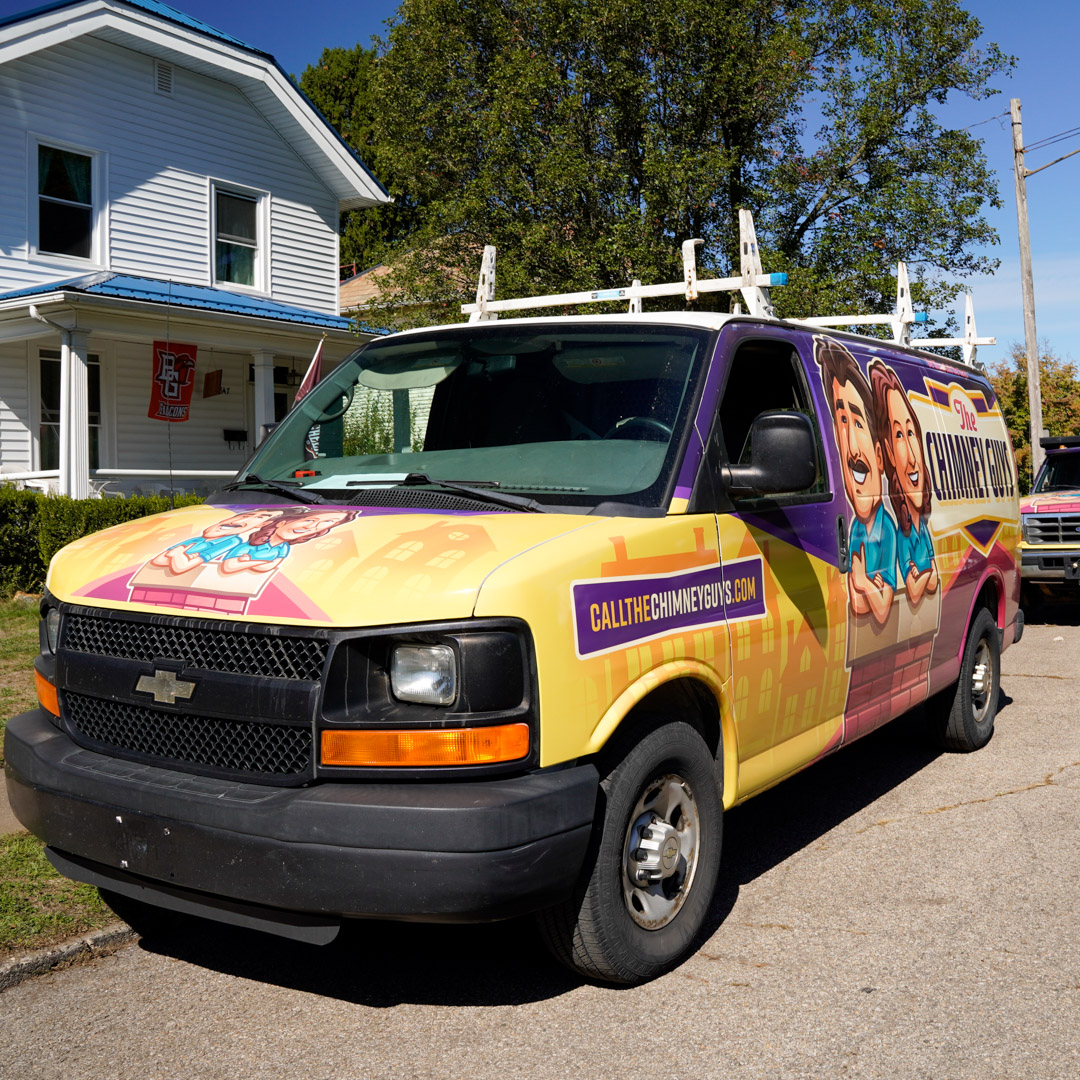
[0,487,203,596]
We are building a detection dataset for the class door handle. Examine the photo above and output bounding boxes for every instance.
[836,515,849,573]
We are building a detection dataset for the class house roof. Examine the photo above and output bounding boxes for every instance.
[0,272,360,329]
[0,0,389,210]
[0,0,262,54]
[340,264,393,311]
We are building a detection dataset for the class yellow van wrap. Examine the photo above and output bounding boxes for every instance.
[47,503,601,628]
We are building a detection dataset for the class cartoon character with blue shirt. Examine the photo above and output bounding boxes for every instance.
[816,338,897,627]
[871,360,939,606]
[219,506,359,575]
[150,508,284,575]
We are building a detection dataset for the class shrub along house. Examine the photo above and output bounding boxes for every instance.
[0,0,388,497]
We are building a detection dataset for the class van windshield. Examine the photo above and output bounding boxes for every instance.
[239,324,711,512]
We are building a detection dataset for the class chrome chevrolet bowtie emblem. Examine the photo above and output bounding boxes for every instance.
[135,669,196,705]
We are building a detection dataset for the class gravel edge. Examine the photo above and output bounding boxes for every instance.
[0,923,136,991]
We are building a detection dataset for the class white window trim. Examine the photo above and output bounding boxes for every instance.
[27,133,108,271]
[31,341,115,472]
[209,179,270,296]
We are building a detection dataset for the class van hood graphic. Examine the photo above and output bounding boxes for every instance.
[47,503,600,626]
[1020,491,1080,515]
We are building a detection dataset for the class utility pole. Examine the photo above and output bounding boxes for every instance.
[1011,98,1045,479]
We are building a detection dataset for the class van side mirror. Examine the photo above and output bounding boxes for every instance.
[723,411,817,496]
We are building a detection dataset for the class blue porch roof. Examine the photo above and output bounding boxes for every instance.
[0,273,363,330]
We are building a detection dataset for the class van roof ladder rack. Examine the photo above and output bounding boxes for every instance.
[790,264,995,366]
[462,211,995,366]
[916,292,996,367]
[791,262,927,345]
[463,211,787,323]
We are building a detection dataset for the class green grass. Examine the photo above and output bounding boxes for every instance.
[0,596,41,769]
[0,597,117,960]
[0,833,114,959]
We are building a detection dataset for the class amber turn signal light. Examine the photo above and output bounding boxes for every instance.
[321,724,530,767]
[35,669,60,717]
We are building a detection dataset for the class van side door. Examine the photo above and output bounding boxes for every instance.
[702,326,850,799]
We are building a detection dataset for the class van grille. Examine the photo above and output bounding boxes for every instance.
[64,693,312,779]
[62,613,327,681]
[1024,513,1080,545]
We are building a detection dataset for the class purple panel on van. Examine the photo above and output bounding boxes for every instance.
[572,556,765,658]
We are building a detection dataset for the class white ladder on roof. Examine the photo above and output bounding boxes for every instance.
[462,211,995,367]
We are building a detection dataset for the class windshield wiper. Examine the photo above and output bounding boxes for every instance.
[392,472,549,512]
[220,473,325,504]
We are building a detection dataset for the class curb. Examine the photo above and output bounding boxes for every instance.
[0,923,136,991]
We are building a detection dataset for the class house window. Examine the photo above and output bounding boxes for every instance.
[214,188,259,287]
[39,350,101,470]
[37,144,94,259]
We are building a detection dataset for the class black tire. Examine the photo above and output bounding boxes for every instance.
[926,606,1001,752]
[537,721,722,985]
[99,889,186,939]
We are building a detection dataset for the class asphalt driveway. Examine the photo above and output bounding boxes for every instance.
[3,613,1079,1080]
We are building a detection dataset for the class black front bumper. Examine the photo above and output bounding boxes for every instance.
[5,709,598,933]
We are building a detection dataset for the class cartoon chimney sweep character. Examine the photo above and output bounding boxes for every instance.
[870,360,939,605]
[149,508,285,576]
[815,337,897,626]
[219,506,360,575]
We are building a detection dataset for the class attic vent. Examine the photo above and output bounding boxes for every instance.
[154,60,173,96]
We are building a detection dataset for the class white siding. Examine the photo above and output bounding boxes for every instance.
[112,339,253,481]
[0,35,341,312]
[0,341,31,471]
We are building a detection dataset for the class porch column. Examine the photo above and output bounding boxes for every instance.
[252,350,276,442]
[65,330,91,499]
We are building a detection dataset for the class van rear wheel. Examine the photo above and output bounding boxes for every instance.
[537,721,722,985]
[927,606,1001,752]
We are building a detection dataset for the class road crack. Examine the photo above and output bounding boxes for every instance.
[857,761,1080,832]
[1001,672,1075,681]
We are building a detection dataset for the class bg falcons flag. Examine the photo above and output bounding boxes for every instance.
[148,340,197,422]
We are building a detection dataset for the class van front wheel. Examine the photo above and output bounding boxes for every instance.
[927,606,1001,752]
[538,721,722,985]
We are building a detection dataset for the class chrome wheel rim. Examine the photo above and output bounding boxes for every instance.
[621,773,701,930]
[971,638,994,724]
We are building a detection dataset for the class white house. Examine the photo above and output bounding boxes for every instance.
[0,0,389,498]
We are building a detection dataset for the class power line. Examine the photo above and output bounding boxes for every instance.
[1026,145,1080,178]
[1023,124,1080,154]
[959,109,1009,132]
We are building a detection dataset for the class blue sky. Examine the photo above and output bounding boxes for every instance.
[5,0,1078,372]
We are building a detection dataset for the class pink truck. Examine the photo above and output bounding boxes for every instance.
[1020,435,1080,603]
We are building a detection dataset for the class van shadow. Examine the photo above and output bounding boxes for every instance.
[139,711,956,1006]
[700,709,942,940]
[1023,596,1080,627]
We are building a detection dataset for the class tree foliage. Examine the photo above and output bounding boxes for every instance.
[303,0,1012,328]
[300,45,419,274]
[988,344,1080,493]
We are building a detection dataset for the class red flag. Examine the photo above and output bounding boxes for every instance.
[293,336,324,407]
[148,340,197,422]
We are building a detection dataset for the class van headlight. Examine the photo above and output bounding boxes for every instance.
[390,644,457,706]
[43,608,61,654]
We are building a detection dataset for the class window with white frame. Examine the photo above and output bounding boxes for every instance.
[37,143,97,260]
[39,349,101,470]
[214,186,261,288]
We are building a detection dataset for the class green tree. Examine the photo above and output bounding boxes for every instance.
[355,0,1010,328]
[988,343,1080,493]
[300,45,420,273]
